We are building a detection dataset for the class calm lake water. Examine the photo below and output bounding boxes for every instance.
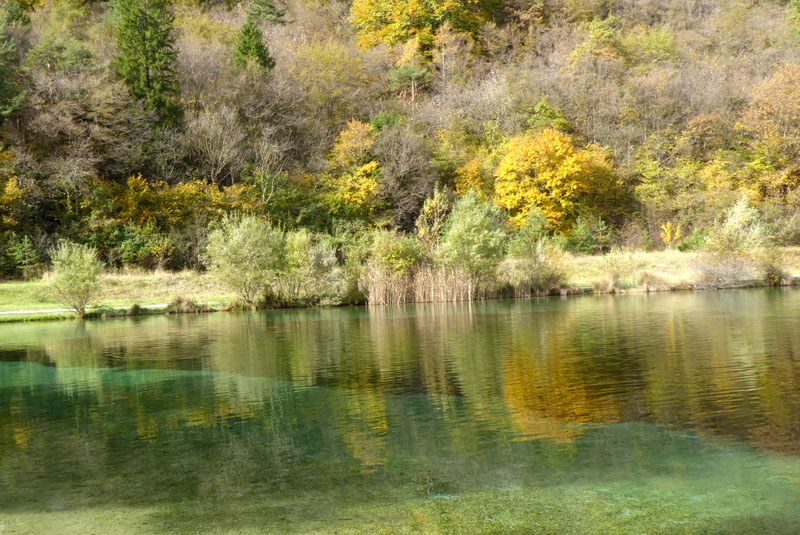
[2,290,800,534]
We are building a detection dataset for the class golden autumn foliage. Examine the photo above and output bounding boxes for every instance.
[493,129,620,231]
[455,156,492,196]
[330,120,375,170]
[329,161,381,208]
[350,0,491,53]
[325,121,382,218]
[744,63,800,153]
[116,175,259,227]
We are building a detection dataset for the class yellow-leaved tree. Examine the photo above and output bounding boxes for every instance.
[493,129,620,231]
[350,0,494,53]
[325,120,382,218]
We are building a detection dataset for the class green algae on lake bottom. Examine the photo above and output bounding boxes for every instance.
[2,289,800,533]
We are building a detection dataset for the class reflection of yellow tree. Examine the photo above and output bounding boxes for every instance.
[337,387,389,470]
[502,349,620,443]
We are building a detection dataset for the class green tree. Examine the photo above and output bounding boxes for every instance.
[205,215,285,307]
[48,241,104,318]
[233,18,275,70]
[436,191,507,300]
[112,0,181,125]
[0,25,23,120]
[389,63,431,102]
[248,0,287,25]
[7,233,39,278]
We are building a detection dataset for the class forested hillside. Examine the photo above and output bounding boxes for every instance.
[1,0,800,276]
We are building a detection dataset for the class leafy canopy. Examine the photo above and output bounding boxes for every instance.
[437,190,507,285]
[48,241,104,318]
[350,0,499,53]
[494,129,619,231]
[205,215,285,307]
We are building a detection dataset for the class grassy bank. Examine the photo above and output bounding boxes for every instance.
[0,270,235,322]
[1,249,799,323]
[570,248,800,289]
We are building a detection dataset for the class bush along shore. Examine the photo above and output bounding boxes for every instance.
[2,193,799,323]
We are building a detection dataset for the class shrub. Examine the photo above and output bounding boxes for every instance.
[436,191,507,300]
[167,297,211,314]
[698,197,780,284]
[205,215,285,307]
[499,239,568,297]
[414,187,450,256]
[502,207,569,296]
[48,241,104,318]
[566,215,611,254]
[593,249,642,293]
[115,222,174,270]
[676,229,706,252]
[279,229,342,306]
[364,230,422,305]
[7,233,40,279]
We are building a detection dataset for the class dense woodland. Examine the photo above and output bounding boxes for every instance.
[2,0,800,280]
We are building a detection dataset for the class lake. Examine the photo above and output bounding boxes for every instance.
[2,289,800,534]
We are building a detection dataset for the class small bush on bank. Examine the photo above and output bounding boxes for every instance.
[593,249,643,293]
[566,216,611,254]
[501,208,569,296]
[697,197,783,285]
[167,297,211,314]
[436,192,507,301]
[205,215,285,307]
[48,240,104,318]
[499,240,568,297]
[278,229,343,306]
[363,230,422,305]
[676,229,706,251]
[115,222,174,270]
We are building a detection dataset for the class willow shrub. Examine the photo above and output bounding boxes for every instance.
[205,215,285,307]
[279,229,343,306]
[435,192,507,301]
[499,239,568,297]
[48,241,104,318]
[699,197,784,285]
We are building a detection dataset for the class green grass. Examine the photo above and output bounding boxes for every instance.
[0,270,236,318]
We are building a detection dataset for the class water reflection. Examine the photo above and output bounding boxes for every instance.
[2,290,800,530]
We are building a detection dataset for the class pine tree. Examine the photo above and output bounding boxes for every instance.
[248,0,286,25]
[112,0,181,125]
[0,26,23,120]
[233,18,275,70]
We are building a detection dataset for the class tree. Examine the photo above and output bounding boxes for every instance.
[248,0,287,25]
[205,215,285,307]
[494,129,619,231]
[48,241,104,318]
[350,0,498,53]
[389,63,431,102]
[113,0,181,125]
[743,64,800,157]
[0,24,23,121]
[414,187,450,255]
[436,191,506,300]
[233,18,275,70]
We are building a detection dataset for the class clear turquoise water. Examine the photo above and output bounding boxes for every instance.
[2,290,800,533]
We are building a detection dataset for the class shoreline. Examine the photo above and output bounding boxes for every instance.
[2,275,798,325]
